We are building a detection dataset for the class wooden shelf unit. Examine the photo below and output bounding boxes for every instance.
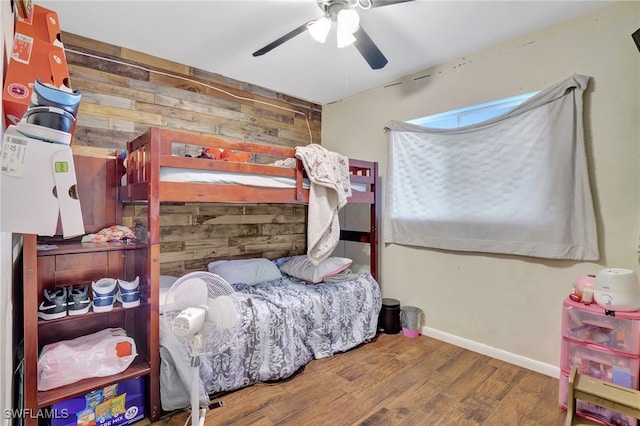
[21,234,159,425]
[18,155,160,425]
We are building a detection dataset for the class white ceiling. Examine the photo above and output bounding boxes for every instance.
[40,0,614,105]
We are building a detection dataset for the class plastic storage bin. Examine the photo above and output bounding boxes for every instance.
[562,297,640,355]
[558,371,637,426]
[560,339,640,389]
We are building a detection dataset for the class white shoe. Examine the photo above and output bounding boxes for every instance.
[92,278,117,313]
[117,276,141,308]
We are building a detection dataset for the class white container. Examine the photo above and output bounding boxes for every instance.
[594,268,640,312]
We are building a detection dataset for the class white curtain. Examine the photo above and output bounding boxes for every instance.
[384,75,599,261]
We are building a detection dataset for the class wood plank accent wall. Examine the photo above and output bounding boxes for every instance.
[60,32,318,274]
[122,203,307,276]
[61,32,322,153]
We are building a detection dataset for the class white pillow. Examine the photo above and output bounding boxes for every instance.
[207,258,282,285]
[279,256,352,283]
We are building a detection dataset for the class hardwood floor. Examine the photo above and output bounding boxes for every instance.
[150,333,567,426]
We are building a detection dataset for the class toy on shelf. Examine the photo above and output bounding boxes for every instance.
[569,274,595,305]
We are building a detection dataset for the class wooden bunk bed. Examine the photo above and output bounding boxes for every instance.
[119,126,379,278]
[118,126,380,421]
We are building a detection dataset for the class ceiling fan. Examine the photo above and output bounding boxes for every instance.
[252,0,415,70]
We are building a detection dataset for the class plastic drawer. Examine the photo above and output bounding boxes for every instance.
[560,339,640,389]
[559,370,638,426]
[562,297,640,356]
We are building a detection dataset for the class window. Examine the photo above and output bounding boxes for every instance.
[384,75,599,260]
[407,91,538,129]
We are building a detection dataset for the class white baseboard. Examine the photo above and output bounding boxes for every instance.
[420,326,560,378]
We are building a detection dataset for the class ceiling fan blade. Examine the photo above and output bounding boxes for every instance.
[353,26,388,69]
[369,0,415,8]
[252,21,314,57]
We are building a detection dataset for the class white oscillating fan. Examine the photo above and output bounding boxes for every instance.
[163,271,242,426]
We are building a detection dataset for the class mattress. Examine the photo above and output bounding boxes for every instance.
[158,271,381,410]
[123,167,367,192]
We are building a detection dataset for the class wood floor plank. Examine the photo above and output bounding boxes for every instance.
[441,356,497,401]
[481,385,543,425]
[151,334,570,425]
[478,360,528,401]
[459,391,501,424]
[420,393,474,425]
[524,376,567,426]
[436,347,489,381]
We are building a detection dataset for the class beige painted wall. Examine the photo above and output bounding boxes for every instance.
[323,1,640,375]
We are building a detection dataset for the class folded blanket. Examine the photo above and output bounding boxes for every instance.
[323,269,359,283]
[81,225,137,243]
[295,144,352,265]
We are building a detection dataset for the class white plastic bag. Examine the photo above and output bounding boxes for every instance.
[38,327,137,391]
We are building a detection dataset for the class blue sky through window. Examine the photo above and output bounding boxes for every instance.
[407,91,539,129]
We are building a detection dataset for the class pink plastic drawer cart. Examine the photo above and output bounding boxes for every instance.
[562,297,640,355]
[559,296,640,426]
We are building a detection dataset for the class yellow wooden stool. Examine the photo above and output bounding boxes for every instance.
[566,366,640,426]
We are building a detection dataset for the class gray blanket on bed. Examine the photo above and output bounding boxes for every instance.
[159,273,381,410]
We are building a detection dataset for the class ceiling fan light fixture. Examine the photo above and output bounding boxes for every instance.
[252,0,411,69]
[308,16,331,43]
[337,27,356,48]
[337,8,360,34]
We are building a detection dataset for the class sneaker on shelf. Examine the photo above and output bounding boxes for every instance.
[14,121,73,145]
[30,78,82,118]
[15,78,82,145]
[117,276,140,308]
[67,284,91,316]
[92,278,117,313]
[38,287,67,320]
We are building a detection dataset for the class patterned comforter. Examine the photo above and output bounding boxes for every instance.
[159,272,381,410]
